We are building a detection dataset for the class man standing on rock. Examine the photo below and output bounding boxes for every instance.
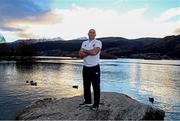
[79,29,102,110]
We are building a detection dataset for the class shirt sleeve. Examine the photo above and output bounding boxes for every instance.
[95,40,102,49]
[81,42,86,49]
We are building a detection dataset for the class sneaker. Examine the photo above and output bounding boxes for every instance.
[79,102,92,108]
[90,104,99,111]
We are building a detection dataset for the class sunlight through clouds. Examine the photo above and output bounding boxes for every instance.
[8,5,178,40]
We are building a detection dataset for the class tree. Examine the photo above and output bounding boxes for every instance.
[0,34,6,43]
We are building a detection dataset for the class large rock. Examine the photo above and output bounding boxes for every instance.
[16,92,165,120]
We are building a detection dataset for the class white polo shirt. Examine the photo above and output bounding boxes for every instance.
[81,39,102,67]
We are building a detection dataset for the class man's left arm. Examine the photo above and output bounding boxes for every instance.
[82,47,101,56]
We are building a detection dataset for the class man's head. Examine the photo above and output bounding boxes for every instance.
[88,29,96,40]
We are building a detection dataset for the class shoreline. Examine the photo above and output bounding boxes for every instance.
[0,55,179,61]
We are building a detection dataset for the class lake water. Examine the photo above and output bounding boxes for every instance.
[0,58,180,120]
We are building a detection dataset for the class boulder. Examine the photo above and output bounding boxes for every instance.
[16,92,165,120]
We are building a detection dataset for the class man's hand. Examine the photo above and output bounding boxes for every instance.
[79,49,88,59]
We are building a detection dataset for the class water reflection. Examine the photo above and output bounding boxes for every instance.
[15,63,83,98]
[123,61,179,120]
[0,59,179,120]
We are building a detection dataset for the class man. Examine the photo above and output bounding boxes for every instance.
[79,29,102,110]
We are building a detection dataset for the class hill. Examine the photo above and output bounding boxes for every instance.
[0,35,179,59]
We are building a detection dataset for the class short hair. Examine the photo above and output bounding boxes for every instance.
[88,29,96,33]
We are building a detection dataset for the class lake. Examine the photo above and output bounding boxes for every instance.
[0,58,179,120]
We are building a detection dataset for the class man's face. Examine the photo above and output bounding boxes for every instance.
[88,29,96,40]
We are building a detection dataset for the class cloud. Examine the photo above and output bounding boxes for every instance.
[0,0,50,21]
[16,31,38,38]
[0,0,51,32]
[174,27,180,35]
[1,4,179,41]
[2,9,63,40]
[43,6,177,39]
[6,10,63,25]
[154,7,180,22]
[29,6,148,39]
[0,25,24,32]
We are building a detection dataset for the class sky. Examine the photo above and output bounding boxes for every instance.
[0,0,180,42]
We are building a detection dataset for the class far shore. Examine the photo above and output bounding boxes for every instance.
[0,56,180,62]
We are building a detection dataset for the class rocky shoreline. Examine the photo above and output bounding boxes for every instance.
[16,92,165,120]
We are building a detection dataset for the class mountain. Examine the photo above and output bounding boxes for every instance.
[12,37,64,44]
[0,34,6,43]
[0,35,180,59]
[74,36,88,40]
[142,35,180,59]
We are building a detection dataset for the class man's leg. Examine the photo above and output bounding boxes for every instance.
[92,65,100,108]
[83,66,92,104]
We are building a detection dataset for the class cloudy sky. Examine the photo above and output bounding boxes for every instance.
[0,0,180,42]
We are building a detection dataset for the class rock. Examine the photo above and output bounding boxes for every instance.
[31,82,37,86]
[30,81,37,86]
[149,97,154,103]
[72,85,78,89]
[16,92,165,120]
